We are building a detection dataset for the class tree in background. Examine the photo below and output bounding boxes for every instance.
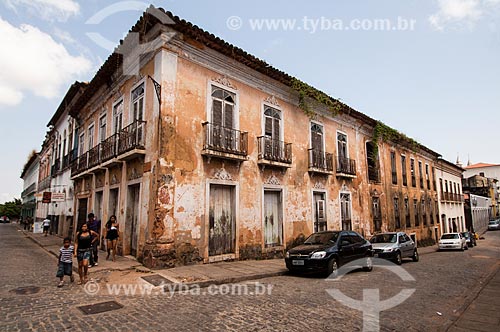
[0,198,22,219]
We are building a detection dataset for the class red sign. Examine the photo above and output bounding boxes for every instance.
[42,192,51,203]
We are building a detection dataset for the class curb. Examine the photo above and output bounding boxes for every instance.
[439,262,500,332]
[161,270,289,291]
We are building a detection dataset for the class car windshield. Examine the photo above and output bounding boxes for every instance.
[304,232,339,245]
[370,234,397,243]
[441,234,459,239]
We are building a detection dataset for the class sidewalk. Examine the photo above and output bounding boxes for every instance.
[19,226,142,273]
[447,264,500,332]
[18,224,288,286]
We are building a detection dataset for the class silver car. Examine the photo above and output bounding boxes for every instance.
[488,219,500,231]
[370,232,419,265]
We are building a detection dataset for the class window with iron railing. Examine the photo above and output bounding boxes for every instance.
[202,122,248,156]
[308,148,333,172]
[257,136,292,164]
[391,151,397,185]
[337,156,356,175]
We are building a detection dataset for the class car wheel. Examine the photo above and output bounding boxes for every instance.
[363,256,373,272]
[326,258,338,278]
[412,249,419,262]
[461,244,464,251]
[394,252,402,265]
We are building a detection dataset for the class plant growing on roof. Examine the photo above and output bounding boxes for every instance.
[371,121,419,158]
[290,78,343,118]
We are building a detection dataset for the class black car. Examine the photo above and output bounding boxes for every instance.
[285,230,374,277]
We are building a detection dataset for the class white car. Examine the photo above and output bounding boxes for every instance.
[438,233,467,251]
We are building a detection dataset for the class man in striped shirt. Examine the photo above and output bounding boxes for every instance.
[56,237,74,287]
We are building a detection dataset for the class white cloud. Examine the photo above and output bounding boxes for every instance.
[3,0,80,22]
[429,0,500,30]
[0,17,92,107]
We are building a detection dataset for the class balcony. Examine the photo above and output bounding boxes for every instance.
[51,159,60,177]
[62,154,70,170]
[71,121,146,178]
[38,177,51,191]
[202,122,248,162]
[308,149,333,175]
[88,145,100,169]
[336,156,356,178]
[117,121,146,160]
[257,136,292,168]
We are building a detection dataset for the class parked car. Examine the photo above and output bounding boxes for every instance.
[285,231,374,277]
[0,216,10,223]
[438,233,467,251]
[370,232,419,265]
[488,219,500,231]
[460,231,476,247]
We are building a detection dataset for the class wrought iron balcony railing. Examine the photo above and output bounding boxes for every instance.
[336,156,356,176]
[257,136,292,164]
[71,120,146,177]
[202,122,248,156]
[308,149,333,173]
[117,120,146,155]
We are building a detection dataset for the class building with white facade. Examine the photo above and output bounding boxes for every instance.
[435,158,465,234]
[20,152,39,220]
[47,82,87,237]
[464,193,491,233]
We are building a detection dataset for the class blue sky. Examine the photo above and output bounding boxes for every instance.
[1,0,499,203]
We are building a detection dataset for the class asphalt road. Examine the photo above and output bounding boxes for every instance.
[1,223,499,332]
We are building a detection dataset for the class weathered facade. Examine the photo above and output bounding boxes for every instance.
[46,82,87,238]
[64,7,445,268]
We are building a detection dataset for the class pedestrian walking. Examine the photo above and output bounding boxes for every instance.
[42,217,51,236]
[104,215,119,262]
[86,213,101,267]
[74,223,98,285]
[56,237,74,287]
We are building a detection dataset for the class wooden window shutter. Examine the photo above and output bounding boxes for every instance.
[264,116,273,137]
[212,100,222,126]
[224,103,233,128]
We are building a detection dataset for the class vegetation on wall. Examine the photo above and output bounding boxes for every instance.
[371,121,419,158]
[291,78,344,118]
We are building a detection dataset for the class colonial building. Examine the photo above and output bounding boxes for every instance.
[463,163,500,218]
[435,158,465,235]
[63,7,442,268]
[46,82,88,237]
[20,152,39,220]
[464,193,491,233]
[35,134,53,223]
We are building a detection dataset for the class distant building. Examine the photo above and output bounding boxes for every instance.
[46,82,87,238]
[435,158,465,235]
[463,193,491,233]
[462,163,499,218]
[20,152,39,220]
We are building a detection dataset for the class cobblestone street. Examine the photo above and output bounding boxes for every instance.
[1,223,499,332]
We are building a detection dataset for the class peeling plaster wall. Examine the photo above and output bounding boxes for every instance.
[144,37,441,267]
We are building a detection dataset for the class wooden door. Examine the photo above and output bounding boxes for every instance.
[313,192,326,232]
[264,191,283,247]
[209,185,235,256]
